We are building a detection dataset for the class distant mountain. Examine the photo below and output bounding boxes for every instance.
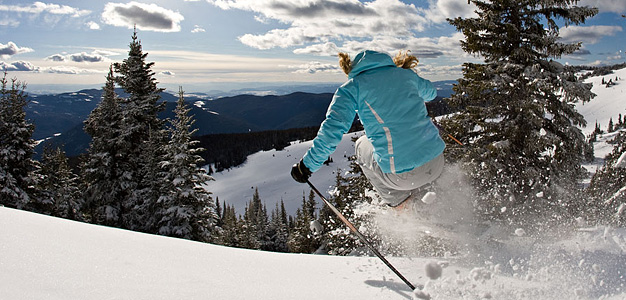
[202,83,340,98]
[27,89,101,141]
[33,91,335,157]
[29,81,456,157]
[432,80,457,98]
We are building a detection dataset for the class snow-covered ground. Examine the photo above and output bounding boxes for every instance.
[3,68,626,299]
[204,131,362,215]
[2,204,625,299]
[577,67,626,179]
[576,67,626,137]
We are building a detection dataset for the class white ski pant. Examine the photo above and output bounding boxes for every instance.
[355,135,444,206]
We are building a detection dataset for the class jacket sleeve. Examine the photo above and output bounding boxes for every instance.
[302,84,357,173]
[416,75,437,102]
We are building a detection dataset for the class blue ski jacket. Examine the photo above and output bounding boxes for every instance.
[302,50,445,174]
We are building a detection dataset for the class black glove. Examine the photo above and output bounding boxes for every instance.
[291,160,312,183]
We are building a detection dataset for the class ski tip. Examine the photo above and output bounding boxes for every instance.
[421,191,437,204]
[413,289,431,300]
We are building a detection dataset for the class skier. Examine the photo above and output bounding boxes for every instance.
[291,50,445,210]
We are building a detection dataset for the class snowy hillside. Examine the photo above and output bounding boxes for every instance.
[204,131,363,215]
[576,67,626,136]
[2,205,625,299]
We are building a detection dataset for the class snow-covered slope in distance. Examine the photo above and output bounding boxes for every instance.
[576,67,626,136]
[204,131,363,215]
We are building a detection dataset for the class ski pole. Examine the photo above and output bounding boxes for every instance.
[306,180,416,291]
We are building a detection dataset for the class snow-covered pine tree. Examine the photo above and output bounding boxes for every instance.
[113,29,166,230]
[237,207,260,249]
[234,188,270,249]
[587,131,626,225]
[319,154,374,255]
[82,67,125,226]
[267,200,290,252]
[287,191,321,253]
[157,88,217,242]
[38,146,82,220]
[215,202,239,247]
[445,0,597,219]
[0,74,38,209]
[215,197,222,226]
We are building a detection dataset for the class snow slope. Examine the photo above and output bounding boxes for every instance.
[576,67,626,136]
[2,206,625,299]
[204,131,362,215]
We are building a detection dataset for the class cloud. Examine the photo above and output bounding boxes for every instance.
[560,25,623,45]
[209,0,427,51]
[293,42,341,56]
[0,1,91,17]
[1,60,107,74]
[102,2,184,32]
[578,0,626,14]
[46,54,66,62]
[0,61,39,71]
[207,0,474,57]
[87,21,101,30]
[43,66,107,75]
[209,0,377,20]
[191,25,205,33]
[0,42,34,58]
[572,48,591,55]
[0,2,90,28]
[46,50,118,63]
[286,61,340,74]
[69,52,107,63]
[160,70,175,76]
[416,63,463,77]
[423,0,478,23]
[0,18,20,27]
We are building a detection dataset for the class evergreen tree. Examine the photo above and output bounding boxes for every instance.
[215,197,222,226]
[594,121,603,135]
[133,124,166,232]
[216,203,239,247]
[267,200,290,252]
[287,191,321,253]
[445,0,597,219]
[82,67,124,226]
[113,29,166,230]
[587,131,626,225]
[0,74,38,209]
[237,206,260,249]
[319,155,373,255]
[608,118,615,133]
[38,146,82,220]
[235,188,270,249]
[157,88,217,242]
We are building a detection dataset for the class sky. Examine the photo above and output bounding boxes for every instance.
[1,0,625,94]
